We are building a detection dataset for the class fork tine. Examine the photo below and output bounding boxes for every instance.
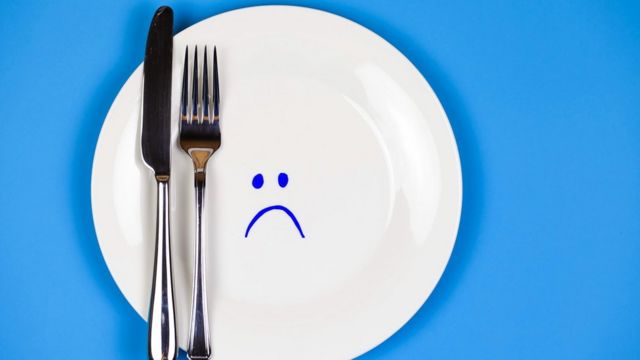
[192,46,200,123]
[212,46,219,120]
[180,46,189,123]
[202,46,210,123]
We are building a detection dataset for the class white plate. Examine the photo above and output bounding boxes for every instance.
[92,5,461,359]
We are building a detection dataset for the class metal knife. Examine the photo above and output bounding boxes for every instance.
[142,6,177,360]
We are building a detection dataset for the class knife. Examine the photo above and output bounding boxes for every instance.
[142,6,177,360]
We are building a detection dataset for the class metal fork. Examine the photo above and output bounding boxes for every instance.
[179,45,220,360]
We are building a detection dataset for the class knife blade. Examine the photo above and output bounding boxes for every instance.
[142,6,173,177]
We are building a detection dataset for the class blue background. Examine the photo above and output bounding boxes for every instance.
[1,0,639,358]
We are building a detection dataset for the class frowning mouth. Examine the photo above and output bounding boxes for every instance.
[244,205,305,238]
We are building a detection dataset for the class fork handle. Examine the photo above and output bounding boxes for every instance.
[188,171,212,360]
[148,178,178,360]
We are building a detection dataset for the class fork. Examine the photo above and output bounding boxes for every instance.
[179,45,220,360]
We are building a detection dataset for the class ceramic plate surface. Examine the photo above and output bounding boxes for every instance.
[92,5,462,359]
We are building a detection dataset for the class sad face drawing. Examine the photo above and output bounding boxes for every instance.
[244,172,305,238]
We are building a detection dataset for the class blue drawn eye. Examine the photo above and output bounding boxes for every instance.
[278,172,289,188]
[252,173,264,189]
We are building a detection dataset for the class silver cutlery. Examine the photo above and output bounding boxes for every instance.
[142,7,178,360]
[179,45,221,360]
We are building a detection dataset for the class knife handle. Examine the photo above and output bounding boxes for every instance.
[148,178,178,360]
